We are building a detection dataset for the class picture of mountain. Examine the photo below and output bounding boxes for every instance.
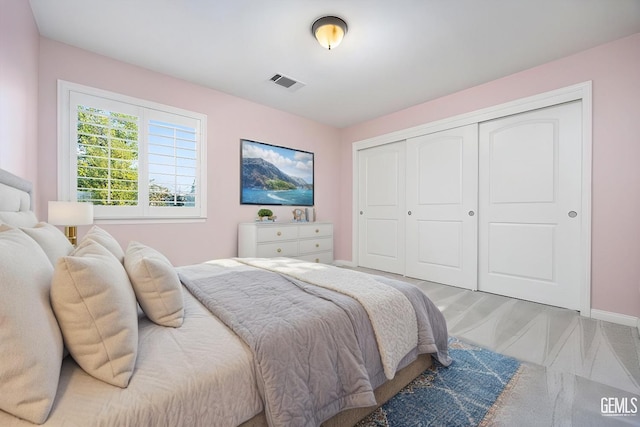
[242,158,311,190]
[240,140,314,206]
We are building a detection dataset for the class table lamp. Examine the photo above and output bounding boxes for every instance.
[48,201,94,245]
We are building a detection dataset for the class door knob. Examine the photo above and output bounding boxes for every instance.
[408,211,412,215]
[360,211,363,215]
[568,211,577,218]
[468,210,475,216]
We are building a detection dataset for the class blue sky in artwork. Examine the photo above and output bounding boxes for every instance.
[242,140,313,185]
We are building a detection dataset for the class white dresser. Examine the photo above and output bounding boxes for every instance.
[238,222,333,264]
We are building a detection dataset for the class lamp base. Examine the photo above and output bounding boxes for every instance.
[64,226,78,246]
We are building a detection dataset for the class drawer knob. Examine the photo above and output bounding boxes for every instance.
[315,243,320,248]
[277,231,282,236]
[315,229,319,233]
[277,248,282,253]
[315,258,320,263]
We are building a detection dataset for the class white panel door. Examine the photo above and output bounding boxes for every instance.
[405,125,478,289]
[358,141,405,274]
[478,101,582,310]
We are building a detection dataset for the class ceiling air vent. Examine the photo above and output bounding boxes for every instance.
[269,73,306,92]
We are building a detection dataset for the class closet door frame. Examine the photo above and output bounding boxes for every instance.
[351,81,592,316]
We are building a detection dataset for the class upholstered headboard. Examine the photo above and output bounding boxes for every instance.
[0,168,38,227]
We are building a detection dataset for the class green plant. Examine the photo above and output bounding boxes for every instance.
[258,208,273,218]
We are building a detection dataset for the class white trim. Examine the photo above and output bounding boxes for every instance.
[333,259,356,268]
[57,81,71,200]
[96,217,206,225]
[58,80,204,120]
[579,84,593,318]
[352,81,593,316]
[591,309,639,328]
[57,80,208,222]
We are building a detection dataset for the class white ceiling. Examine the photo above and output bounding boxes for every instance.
[29,0,640,128]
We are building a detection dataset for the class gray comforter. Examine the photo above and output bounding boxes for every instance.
[178,261,449,427]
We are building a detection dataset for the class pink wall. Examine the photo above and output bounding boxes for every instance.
[0,0,39,188]
[339,33,640,318]
[2,2,638,318]
[36,39,341,266]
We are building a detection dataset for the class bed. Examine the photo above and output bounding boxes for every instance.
[0,168,450,427]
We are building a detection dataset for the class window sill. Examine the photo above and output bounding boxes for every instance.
[95,217,206,225]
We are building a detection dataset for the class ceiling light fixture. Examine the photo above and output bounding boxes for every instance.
[312,16,348,50]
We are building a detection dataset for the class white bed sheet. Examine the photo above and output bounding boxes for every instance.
[0,288,263,427]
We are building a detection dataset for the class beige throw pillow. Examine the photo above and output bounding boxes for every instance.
[82,225,125,263]
[51,240,138,388]
[0,225,63,424]
[21,222,74,266]
[125,241,184,327]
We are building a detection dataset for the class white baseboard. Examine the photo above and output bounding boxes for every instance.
[330,264,640,334]
[590,309,639,328]
[333,259,355,268]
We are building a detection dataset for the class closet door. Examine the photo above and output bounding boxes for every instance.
[478,101,582,310]
[405,125,478,289]
[357,141,406,274]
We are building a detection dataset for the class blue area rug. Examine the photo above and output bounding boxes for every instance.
[356,337,521,427]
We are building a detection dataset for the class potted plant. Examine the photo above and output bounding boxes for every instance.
[257,208,274,221]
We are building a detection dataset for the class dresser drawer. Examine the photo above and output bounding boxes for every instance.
[299,237,333,254]
[239,222,333,264]
[296,252,334,264]
[298,224,333,238]
[256,241,298,257]
[256,226,298,242]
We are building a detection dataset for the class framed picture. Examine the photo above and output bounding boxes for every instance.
[240,139,314,206]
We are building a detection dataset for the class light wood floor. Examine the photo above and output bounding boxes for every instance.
[353,267,640,396]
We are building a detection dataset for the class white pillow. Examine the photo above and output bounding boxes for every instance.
[51,240,138,388]
[0,225,63,424]
[125,241,184,327]
[21,222,74,266]
[81,225,125,263]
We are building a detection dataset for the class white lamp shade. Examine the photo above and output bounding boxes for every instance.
[48,201,94,226]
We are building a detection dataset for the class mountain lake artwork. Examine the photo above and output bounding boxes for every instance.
[240,139,314,206]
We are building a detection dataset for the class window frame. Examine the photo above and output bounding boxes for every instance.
[58,80,207,223]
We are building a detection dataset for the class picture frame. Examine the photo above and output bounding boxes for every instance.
[240,139,314,206]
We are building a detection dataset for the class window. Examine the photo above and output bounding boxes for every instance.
[58,81,207,221]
